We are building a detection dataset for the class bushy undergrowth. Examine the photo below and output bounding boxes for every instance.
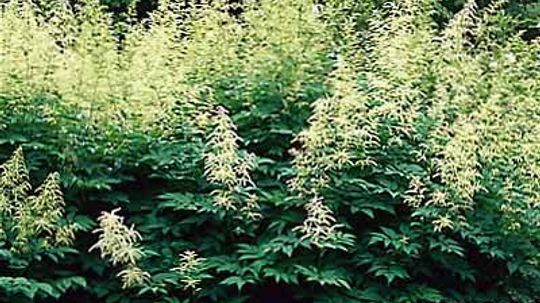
[1,0,540,302]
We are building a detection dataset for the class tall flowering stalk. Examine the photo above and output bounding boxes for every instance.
[290,60,376,248]
[204,106,258,214]
[172,250,208,291]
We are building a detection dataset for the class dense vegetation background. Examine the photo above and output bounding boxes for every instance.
[1,0,540,302]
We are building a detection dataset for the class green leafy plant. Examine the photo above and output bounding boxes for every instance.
[1,0,540,302]
[0,148,83,301]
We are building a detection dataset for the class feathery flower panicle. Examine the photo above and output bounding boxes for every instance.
[0,147,31,216]
[413,2,485,228]
[476,0,509,40]
[90,208,145,265]
[239,194,263,221]
[53,0,120,118]
[117,265,151,289]
[428,191,449,208]
[54,223,78,246]
[90,208,150,288]
[211,189,237,210]
[172,250,207,291]
[121,0,189,128]
[204,106,244,187]
[432,215,454,233]
[0,0,59,98]
[204,106,258,213]
[294,196,343,248]
[290,59,377,249]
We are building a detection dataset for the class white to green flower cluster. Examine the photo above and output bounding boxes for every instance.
[90,208,149,288]
[204,106,258,213]
[294,196,343,248]
[171,250,207,291]
[0,148,76,252]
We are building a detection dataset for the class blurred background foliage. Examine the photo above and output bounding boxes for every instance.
[95,0,539,38]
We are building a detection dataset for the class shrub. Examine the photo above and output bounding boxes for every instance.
[0,148,85,301]
[1,0,540,302]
